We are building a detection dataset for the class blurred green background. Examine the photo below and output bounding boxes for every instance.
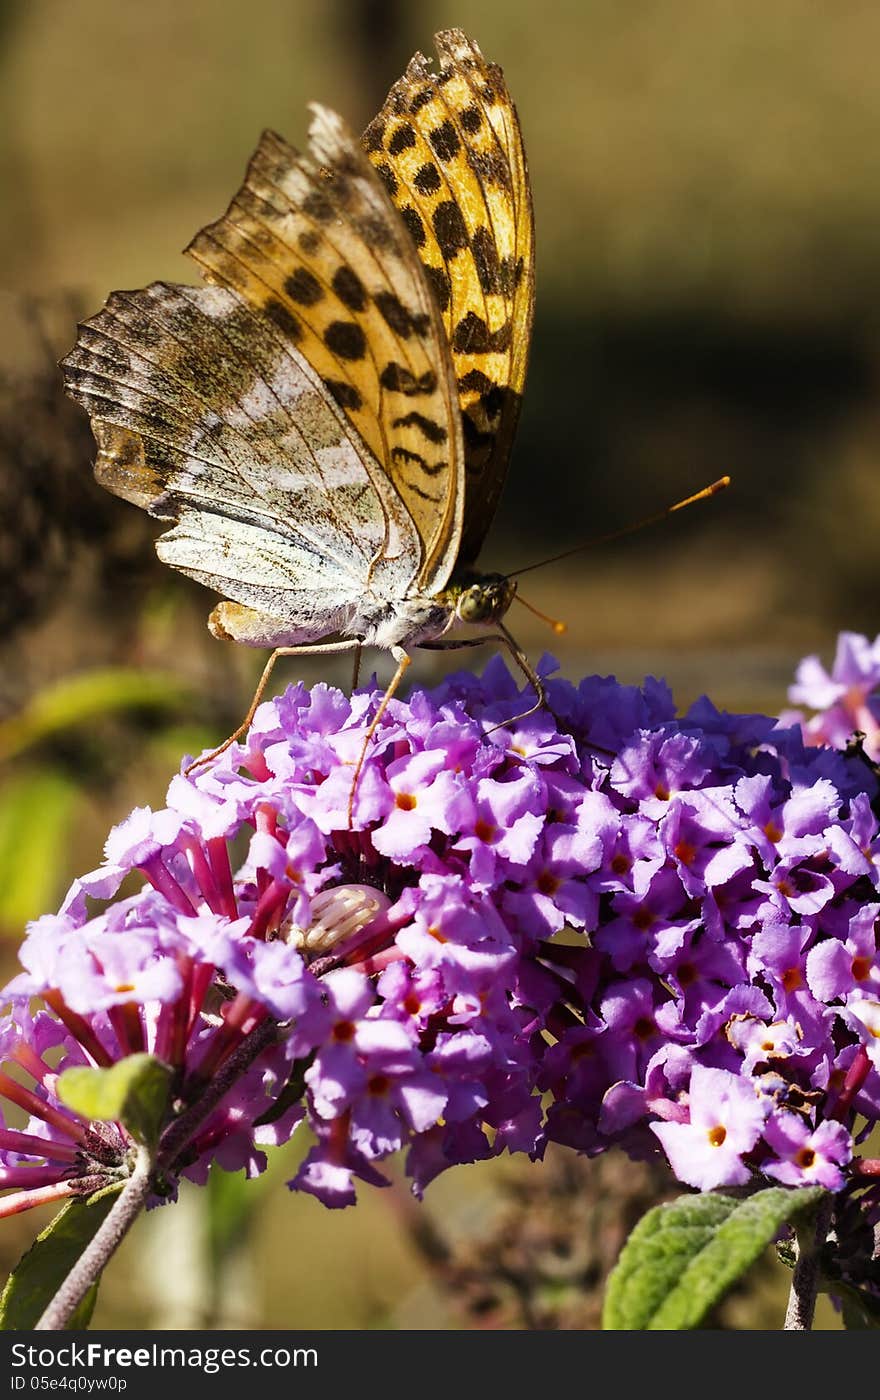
[1,0,875,1328]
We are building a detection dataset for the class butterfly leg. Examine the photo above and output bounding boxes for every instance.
[185,638,362,776]
[347,648,411,828]
[351,642,363,691]
[418,623,547,728]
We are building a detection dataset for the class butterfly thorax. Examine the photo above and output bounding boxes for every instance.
[349,571,515,652]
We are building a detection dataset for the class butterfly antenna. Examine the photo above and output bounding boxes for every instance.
[514,594,567,634]
[507,476,730,580]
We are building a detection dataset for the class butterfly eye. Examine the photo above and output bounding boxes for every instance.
[457,585,492,623]
[457,579,514,624]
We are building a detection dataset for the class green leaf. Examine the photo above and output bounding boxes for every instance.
[58,1053,173,1150]
[823,1278,880,1329]
[603,1185,827,1329]
[0,767,80,932]
[0,1191,120,1330]
[0,667,190,762]
[206,1167,264,1271]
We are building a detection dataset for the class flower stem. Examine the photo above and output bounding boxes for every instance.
[783,1196,833,1331]
[35,1145,155,1331]
[158,1015,278,1172]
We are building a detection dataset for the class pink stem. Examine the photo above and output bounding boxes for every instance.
[247,879,289,941]
[830,1045,871,1122]
[108,1002,145,1058]
[187,964,216,1038]
[852,1157,880,1178]
[345,946,408,976]
[0,1072,88,1143]
[0,1164,70,1190]
[0,1128,80,1163]
[141,855,198,915]
[42,991,114,1069]
[0,1179,83,1219]
[180,835,224,915]
[647,1095,690,1124]
[13,1043,57,1087]
[189,996,265,1084]
[207,837,238,919]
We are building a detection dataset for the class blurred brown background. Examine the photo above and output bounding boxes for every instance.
[0,0,874,1327]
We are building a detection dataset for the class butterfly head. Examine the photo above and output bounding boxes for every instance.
[452,572,517,627]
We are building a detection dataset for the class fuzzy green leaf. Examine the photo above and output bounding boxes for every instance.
[0,1191,120,1330]
[57,1053,172,1150]
[603,1186,826,1329]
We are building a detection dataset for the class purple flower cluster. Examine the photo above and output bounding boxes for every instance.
[3,650,880,1227]
[782,630,880,759]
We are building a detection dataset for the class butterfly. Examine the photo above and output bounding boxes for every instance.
[60,29,538,789]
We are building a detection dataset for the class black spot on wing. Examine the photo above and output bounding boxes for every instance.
[388,123,416,155]
[429,120,460,163]
[325,379,363,411]
[471,227,502,296]
[414,162,441,196]
[459,377,507,428]
[451,312,511,354]
[374,291,430,338]
[400,205,427,248]
[433,201,468,260]
[374,162,399,198]
[363,118,385,152]
[460,106,482,134]
[264,299,302,340]
[392,412,448,444]
[332,265,367,312]
[354,213,396,251]
[391,444,446,476]
[301,189,335,223]
[458,368,494,395]
[423,264,451,313]
[284,267,323,306]
[324,320,367,360]
[380,363,438,395]
[469,150,511,191]
[409,87,434,113]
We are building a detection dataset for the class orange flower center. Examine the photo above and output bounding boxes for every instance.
[537,871,561,896]
[781,966,802,993]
